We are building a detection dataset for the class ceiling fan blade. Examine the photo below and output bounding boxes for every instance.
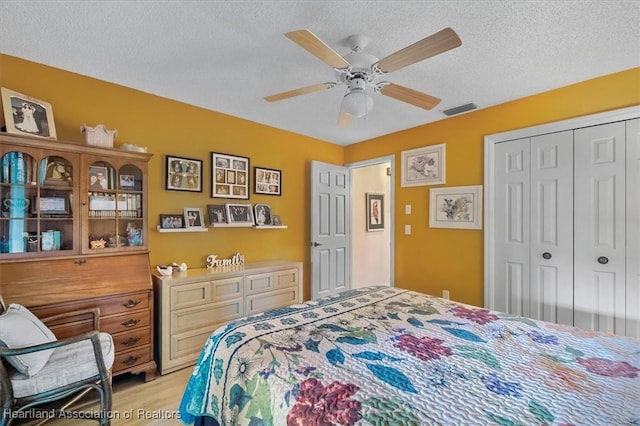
[337,112,353,127]
[264,83,335,102]
[285,29,350,69]
[375,27,461,73]
[378,82,441,110]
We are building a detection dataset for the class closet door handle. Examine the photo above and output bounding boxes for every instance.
[597,256,609,265]
[542,252,552,260]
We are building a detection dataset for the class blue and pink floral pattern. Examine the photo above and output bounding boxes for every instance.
[179,286,640,425]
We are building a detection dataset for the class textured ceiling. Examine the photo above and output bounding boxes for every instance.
[1,1,639,145]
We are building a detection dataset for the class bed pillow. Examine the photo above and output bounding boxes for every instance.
[0,303,57,376]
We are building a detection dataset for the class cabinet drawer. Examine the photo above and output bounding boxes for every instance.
[113,346,151,373]
[246,287,299,316]
[112,326,150,351]
[99,291,149,315]
[171,276,243,310]
[171,299,243,334]
[171,327,217,361]
[274,268,299,289]
[102,310,150,334]
[245,272,274,294]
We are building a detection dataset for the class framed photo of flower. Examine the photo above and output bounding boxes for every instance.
[401,143,446,187]
[429,185,483,229]
[212,152,249,199]
[254,166,281,196]
[166,155,202,192]
[1,87,57,140]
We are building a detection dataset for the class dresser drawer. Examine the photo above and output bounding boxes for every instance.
[113,346,151,373]
[274,268,299,289]
[112,326,151,351]
[171,327,217,361]
[171,299,243,334]
[171,276,243,310]
[245,272,274,294]
[102,310,150,334]
[98,291,149,316]
[246,287,299,316]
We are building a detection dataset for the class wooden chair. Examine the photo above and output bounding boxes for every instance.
[0,296,114,425]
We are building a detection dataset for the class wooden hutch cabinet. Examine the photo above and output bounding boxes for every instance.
[0,132,157,381]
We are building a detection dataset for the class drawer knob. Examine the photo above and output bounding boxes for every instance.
[121,319,141,328]
[122,355,140,366]
[121,336,141,347]
[122,299,141,308]
[73,259,87,265]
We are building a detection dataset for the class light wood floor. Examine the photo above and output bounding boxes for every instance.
[16,367,193,425]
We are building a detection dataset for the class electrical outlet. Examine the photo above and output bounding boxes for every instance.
[405,204,412,214]
[404,225,411,235]
[442,290,450,300]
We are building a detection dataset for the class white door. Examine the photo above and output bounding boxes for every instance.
[311,161,350,299]
[573,122,627,334]
[626,118,640,338]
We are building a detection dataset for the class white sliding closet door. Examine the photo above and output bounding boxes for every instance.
[573,122,627,333]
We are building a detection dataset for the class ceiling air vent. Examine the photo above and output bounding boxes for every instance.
[442,102,477,117]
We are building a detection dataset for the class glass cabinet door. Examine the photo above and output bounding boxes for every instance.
[0,151,77,256]
[85,160,145,252]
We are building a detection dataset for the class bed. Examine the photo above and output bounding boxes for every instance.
[179,286,640,425]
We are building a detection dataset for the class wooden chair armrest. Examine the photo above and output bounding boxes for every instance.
[42,307,100,331]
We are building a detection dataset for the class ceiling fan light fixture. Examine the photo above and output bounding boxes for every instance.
[342,88,373,118]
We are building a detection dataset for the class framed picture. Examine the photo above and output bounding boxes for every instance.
[1,87,57,140]
[366,193,384,231]
[207,204,227,224]
[401,143,446,187]
[119,174,135,189]
[88,165,109,190]
[159,214,185,229]
[254,203,272,226]
[165,155,202,192]
[184,207,204,229]
[429,185,483,230]
[272,214,282,226]
[31,196,70,215]
[225,203,254,225]
[212,152,249,199]
[254,166,281,196]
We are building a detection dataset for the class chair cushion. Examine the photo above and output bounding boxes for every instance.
[10,332,114,398]
[0,304,57,376]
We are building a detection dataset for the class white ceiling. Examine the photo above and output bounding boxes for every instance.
[1,1,638,146]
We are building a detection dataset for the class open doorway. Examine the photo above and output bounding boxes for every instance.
[348,156,394,288]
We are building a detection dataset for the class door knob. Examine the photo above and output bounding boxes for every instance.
[311,242,322,247]
[542,252,552,260]
[597,256,609,265]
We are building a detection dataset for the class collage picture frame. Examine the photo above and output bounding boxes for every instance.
[165,155,203,192]
[254,166,281,196]
[212,152,249,199]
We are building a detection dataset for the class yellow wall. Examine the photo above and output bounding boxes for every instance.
[1,54,638,306]
[345,67,640,306]
[0,54,344,299]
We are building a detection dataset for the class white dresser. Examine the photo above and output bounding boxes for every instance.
[152,260,302,374]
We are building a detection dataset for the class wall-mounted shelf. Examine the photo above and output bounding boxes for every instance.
[210,223,254,228]
[156,226,208,233]
[254,225,288,229]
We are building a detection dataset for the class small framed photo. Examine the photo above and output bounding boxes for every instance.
[429,185,483,230]
[254,166,281,196]
[184,207,204,229]
[159,214,185,229]
[166,155,202,192]
[119,174,135,189]
[254,203,272,226]
[1,87,57,139]
[272,215,282,226]
[401,143,446,187]
[366,193,384,231]
[207,204,227,224]
[88,165,109,190]
[212,152,249,199]
[225,203,254,225]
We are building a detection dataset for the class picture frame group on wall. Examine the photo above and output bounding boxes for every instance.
[401,143,446,187]
[184,207,205,229]
[429,185,483,230]
[212,152,250,199]
[1,87,57,140]
[366,193,384,231]
[225,203,254,225]
[254,166,281,196]
[165,155,202,192]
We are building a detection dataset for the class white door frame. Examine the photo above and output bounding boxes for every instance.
[346,155,395,287]
[484,106,640,308]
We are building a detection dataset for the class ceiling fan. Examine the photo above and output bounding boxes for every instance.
[264,28,462,126]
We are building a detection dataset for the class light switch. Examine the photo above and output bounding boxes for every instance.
[405,204,412,214]
[404,225,411,235]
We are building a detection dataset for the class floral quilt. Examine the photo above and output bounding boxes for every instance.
[179,286,640,425]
